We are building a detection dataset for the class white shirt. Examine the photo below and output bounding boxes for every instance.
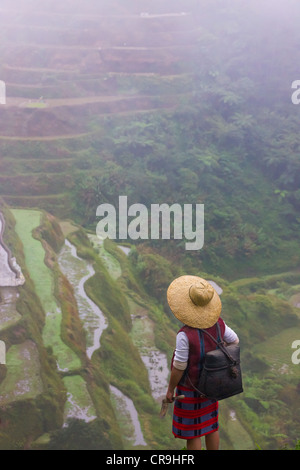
[174,323,239,363]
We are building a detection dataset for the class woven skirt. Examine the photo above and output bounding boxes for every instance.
[172,385,219,440]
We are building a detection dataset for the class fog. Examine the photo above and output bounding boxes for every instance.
[0,0,300,452]
[1,0,300,56]
[1,0,300,25]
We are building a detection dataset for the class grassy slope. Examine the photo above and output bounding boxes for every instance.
[66,228,180,449]
[11,209,81,371]
[6,207,123,449]
[3,207,177,449]
[2,203,300,449]
[0,0,300,450]
[0,202,66,449]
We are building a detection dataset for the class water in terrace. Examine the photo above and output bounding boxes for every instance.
[58,237,147,445]
[0,211,250,446]
[58,239,108,360]
[0,214,24,330]
[0,238,14,286]
[109,385,147,447]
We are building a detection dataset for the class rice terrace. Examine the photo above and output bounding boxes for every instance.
[0,0,300,451]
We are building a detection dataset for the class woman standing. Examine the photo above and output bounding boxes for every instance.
[165,275,239,451]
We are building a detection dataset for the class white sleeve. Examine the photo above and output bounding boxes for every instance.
[174,325,238,365]
[174,331,189,363]
[223,323,239,344]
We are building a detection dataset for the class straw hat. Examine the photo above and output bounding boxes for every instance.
[167,275,222,329]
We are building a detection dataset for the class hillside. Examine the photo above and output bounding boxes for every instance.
[0,0,300,450]
[1,0,300,277]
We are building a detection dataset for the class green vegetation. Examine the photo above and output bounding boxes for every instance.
[0,202,66,449]
[0,0,300,450]
[11,209,82,371]
[0,341,43,405]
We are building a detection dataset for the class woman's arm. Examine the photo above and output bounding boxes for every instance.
[166,366,185,402]
[223,324,239,345]
[165,332,189,401]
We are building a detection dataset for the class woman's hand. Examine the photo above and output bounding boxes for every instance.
[165,366,185,403]
[165,389,174,403]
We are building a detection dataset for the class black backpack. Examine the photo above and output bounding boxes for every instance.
[188,323,243,401]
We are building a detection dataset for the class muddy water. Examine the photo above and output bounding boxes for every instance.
[63,376,97,426]
[88,234,122,280]
[58,239,108,360]
[130,310,169,401]
[0,240,15,285]
[141,349,169,401]
[0,287,21,330]
[60,237,147,442]
[0,214,23,346]
[118,245,131,256]
[109,385,147,447]
[0,216,24,288]
[0,340,43,406]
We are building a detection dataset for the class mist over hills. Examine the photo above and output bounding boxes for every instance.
[0,0,299,450]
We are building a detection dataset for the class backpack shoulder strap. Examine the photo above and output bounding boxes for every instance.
[200,322,223,347]
[200,324,237,364]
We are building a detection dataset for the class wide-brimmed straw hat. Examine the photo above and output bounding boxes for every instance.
[167,275,222,329]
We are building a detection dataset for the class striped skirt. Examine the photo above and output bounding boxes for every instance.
[172,385,219,440]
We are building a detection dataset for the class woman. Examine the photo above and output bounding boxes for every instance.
[165,275,239,451]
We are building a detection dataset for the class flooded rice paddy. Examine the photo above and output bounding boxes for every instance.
[58,239,108,360]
